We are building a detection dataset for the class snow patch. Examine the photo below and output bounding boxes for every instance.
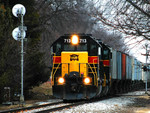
[58,97,134,113]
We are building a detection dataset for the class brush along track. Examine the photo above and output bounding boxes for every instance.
[0,100,88,113]
[0,101,64,113]
[0,96,123,113]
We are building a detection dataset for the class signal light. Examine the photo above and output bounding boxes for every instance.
[58,77,65,84]
[143,66,147,71]
[84,77,91,85]
[71,35,79,45]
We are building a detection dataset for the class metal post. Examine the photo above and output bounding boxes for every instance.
[12,4,26,105]
[145,44,148,94]
[20,8,24,103]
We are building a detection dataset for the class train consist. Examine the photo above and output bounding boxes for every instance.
[50,34,150,100]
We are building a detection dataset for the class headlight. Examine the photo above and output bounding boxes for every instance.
[58,77,65,84]
[71,35,79,45]
[83,77,91,85]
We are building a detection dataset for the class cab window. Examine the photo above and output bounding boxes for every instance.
[88,40,98,56]
[103,48,109,60]
[53,42,61,56]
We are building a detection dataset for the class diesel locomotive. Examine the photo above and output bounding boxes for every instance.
[50,34,145,100]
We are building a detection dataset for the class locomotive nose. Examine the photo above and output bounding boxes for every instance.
[61,52,88,92]
[61,52,88,77]
[65,71,82,92]
[70,71,80,77]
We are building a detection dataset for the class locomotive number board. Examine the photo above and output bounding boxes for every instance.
[64,39,87,43]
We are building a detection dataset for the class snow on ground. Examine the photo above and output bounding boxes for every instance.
[57,97,134,113]
[56,91,149,113]
[121,90,146,96]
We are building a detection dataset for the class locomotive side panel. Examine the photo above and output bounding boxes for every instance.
[134,59,138,81]
[126,55,132,80]
[126,55,129,79]
[117,52,122,80]
[137,61,142,81]
[132,58,137,81]
[111,49,117,79]
[122,53,126,80]
[129,56,132,80]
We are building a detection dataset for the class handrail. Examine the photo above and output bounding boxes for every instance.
[88,63,97,85]
[52,54,60,82]
[93,58,98,86]
[53,63,61,77]
[88,63,96,76]
[51,53,56,82]
[52,58,99,87]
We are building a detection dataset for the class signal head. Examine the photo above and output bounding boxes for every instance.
[12,4,26,17]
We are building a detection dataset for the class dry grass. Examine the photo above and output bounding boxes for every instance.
[31,81,53,96]
[0,82,53,111]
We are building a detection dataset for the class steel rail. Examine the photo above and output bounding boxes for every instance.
[0,101,63,113]
[36,101,85,113]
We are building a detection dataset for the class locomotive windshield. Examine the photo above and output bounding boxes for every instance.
[52,35,99,56]
[64,43,87,51]
[53,43,88,56]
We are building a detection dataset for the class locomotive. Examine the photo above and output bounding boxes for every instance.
[50,34,145,100]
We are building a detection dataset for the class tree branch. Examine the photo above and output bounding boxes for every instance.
[126,0,150,17]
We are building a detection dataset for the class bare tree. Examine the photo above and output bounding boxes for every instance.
[92,27,128,52]
[88,0,150,41]
[34,0,96,66]
[33,0,131,66]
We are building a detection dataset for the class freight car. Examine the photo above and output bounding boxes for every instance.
[50,34,145,100]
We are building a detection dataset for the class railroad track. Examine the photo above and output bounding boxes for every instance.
[0,100,85,113]
[1,89,148,113]
[36,101,85,113]
[0,96,125,113]
[0,101,63,113]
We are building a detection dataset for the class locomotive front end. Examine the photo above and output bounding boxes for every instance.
[61,51,90,91]
[51,34,100,100]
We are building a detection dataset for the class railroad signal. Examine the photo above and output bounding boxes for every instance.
[12,4,27,104]
[12,4,26,17]
[143,66,147,71]
[12,27,26,41]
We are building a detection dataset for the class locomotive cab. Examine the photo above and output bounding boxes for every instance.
[50,34,104,100]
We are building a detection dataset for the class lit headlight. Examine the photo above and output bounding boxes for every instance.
[84,77,91,85]
[71,35,79,45]
[58,77,65,84]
